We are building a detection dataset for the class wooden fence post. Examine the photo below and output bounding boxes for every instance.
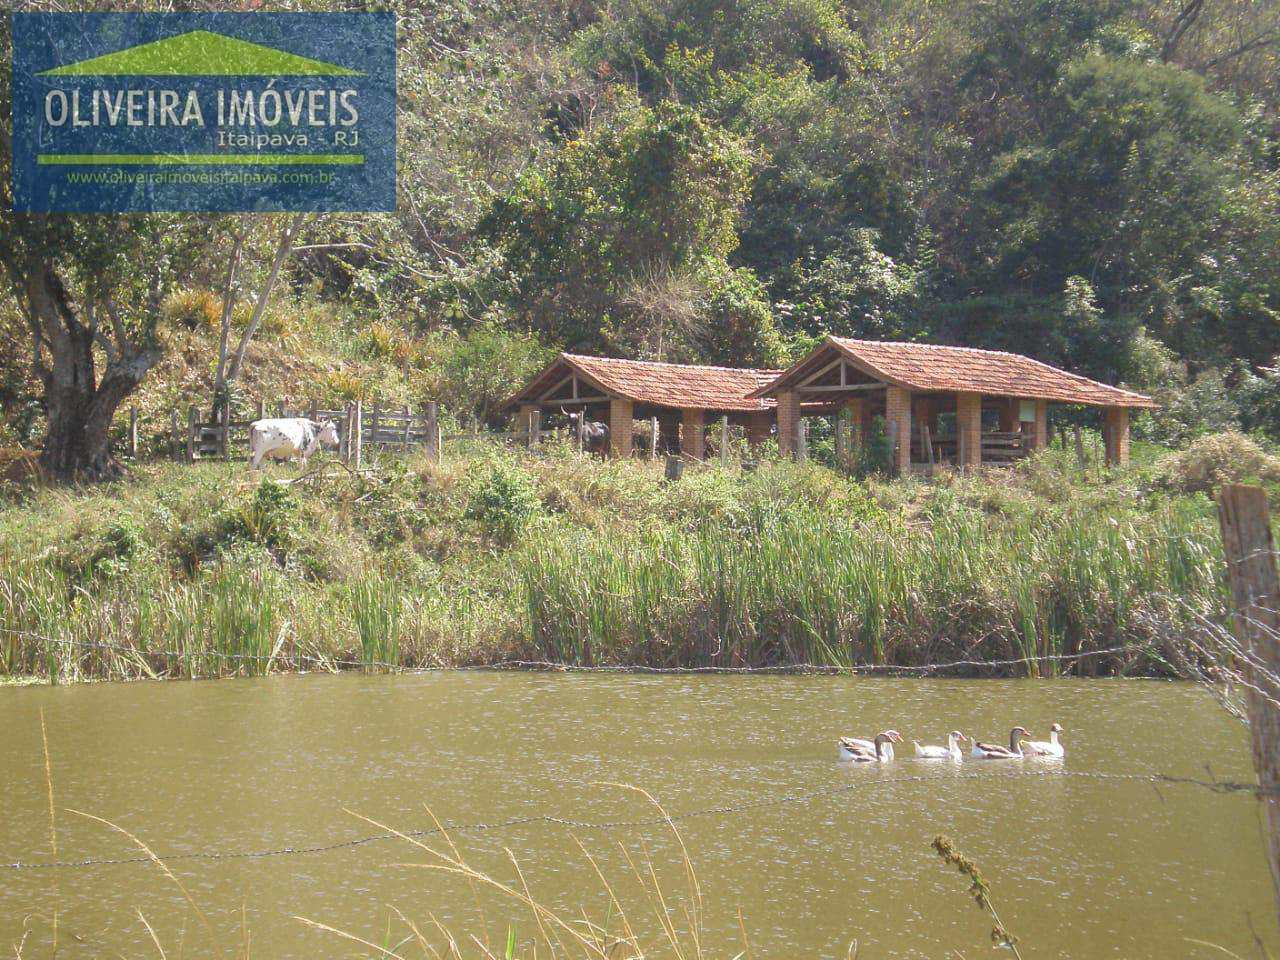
[308,398,318,421]
[352,399,363,471]
[424,402,440,464]
[1217,484,1280,925]
[1073,425,1087,471]
[186,406,197,463]
[530,408,541,449]
[255,399,265,422]
[341,402,353,465]
[649,416,659,460]
[577,412,585,454]
[170,409,180,462]
[220,404,231,460]
[720,416,729,466]
[796,418,808,462]
[401,404,411,451]
[126,406,138,460]
[664,455,684,481]
[370,401,382,451]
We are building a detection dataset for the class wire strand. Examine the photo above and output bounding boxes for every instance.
[0,627,1146,676]
[1,768,1269,872]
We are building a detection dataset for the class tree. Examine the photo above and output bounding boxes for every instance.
[210,214,306,414]
[480,96,782,363]
[0,217,196,478]
[0,15,201,478]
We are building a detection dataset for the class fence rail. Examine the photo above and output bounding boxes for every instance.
[122,399,548,469]
[160,398,449,468]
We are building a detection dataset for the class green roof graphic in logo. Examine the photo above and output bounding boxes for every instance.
[38,29,362,76]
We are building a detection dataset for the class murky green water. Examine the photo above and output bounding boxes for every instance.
[1,674,1274,959]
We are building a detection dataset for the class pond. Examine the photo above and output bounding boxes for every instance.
[1,674,1274,959]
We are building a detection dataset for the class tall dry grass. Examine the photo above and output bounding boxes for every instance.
[0,446,1233,681]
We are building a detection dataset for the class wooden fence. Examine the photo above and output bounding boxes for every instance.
[161,399,450,469]
[125,398,553,469]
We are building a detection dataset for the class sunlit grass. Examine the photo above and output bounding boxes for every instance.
[0,445,1230,681]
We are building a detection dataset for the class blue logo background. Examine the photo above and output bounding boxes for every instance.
[11,12,396,212]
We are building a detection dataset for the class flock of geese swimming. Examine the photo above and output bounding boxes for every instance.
[837,723,1065,762]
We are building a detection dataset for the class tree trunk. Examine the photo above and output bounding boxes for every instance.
[41,340,149,479]
[22,262,155,480]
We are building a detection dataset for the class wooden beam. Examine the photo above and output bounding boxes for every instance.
[536,374,574,403]
[797,382,885,394]
[534,395,611,407]
[796,356,842,388]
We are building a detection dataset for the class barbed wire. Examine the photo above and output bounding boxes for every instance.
[0,768,1269,873]
[0,626,1149,676]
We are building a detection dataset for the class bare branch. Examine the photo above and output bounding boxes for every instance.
[1162,0,1205,62]
[292,241,374,252]
[1202,31,1280,68]
[224,213,307,385]
[212,228,246,401]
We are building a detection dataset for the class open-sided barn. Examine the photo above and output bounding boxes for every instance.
[506,337,1156,470]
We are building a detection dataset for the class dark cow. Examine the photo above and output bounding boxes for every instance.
[563,408,610,456]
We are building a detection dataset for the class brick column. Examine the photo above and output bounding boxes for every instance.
[681,408,706,459]
[885,385,912,475]
[1029,399,1049,451]
[848,397,865,453]
[957,391,982,469]
[776,390,800,460]
[838,398,863,468]
[746,411,772,451]
[609,398,633,459]
[1104,407,1130,466]
[999,397,1018,432]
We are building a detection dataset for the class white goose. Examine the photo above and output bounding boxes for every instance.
[913,731,968,760]
[838,731,901,763]
[838,730,902,762]
[970,726,1031,760]
[1023,723,1065,758]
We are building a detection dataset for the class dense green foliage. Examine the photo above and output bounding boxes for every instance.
[312,0,1280,440]
[1,0,1279,453]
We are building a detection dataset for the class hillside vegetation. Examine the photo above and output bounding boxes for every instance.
[6,436,1276,682]
[2,0,1280,471]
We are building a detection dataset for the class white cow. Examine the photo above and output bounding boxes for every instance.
[248,418,340,470]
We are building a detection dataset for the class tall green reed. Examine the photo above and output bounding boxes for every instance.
[520,500,1224,672]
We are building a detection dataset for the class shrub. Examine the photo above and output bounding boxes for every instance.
[1155,430,1280,493]
[464,460,542,543]
[415,321,551,428]
[85,519,149,580]
[180,479,303,568]
[162,287,221,331]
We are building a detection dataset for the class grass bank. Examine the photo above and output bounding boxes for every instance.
[0,438,1247,682]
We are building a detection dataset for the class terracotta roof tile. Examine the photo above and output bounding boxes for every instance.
[755,337,1157,408]
[508,354,781,412]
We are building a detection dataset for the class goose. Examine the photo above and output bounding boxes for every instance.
[970,726,1031,760]
[838,730,902,762]
[913,731,968,760]
[1023,723,1065,758]
[838,731,902,763]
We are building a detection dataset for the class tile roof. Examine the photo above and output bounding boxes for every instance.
[508,354,782,412]
[754,337,1157,408]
